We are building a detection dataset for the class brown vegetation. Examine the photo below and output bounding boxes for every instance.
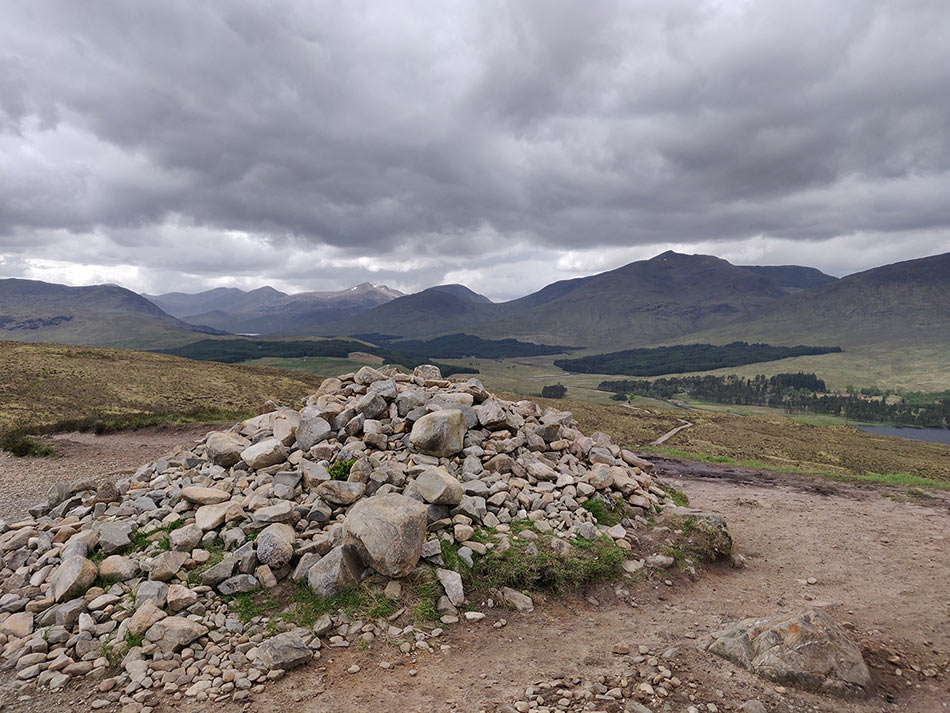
[523,395,950,483]
[0,341,321,437]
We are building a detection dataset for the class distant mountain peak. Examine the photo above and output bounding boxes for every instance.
[426,284,493,304]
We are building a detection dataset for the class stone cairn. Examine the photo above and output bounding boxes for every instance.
[0,365,667,704]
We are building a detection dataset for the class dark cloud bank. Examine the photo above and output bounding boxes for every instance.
[0,0,948,300]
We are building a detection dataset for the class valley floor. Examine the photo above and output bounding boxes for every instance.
[2,430,948,713]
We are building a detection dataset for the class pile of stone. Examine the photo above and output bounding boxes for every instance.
[0,364,667,704]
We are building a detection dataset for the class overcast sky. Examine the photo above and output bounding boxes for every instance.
[1,1,948,301]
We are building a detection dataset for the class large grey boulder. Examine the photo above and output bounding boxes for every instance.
[296,411,332,451]
[307,545,361,598]
[413,364,442,380]
[206,432,249,467]
[168,523,203,552]
[501,587,534,613]
[257,632,312,670]
[99,555,137,582]
[409,409,466,457]
[195,502,241,531]
[135,581,169,609]
[395,390,426,417]
[315,480,365,506]
[354,366,388,385]
[705,608,871,696]
[255,523,295,569]
[96,521,134,555]
[301,460,331,489]
[413,467,463,506]
[240,438,288,469]
[369,379,397,399]
[196,557,236,587]
[252,500,294,524]
[0,611,34,638]
[145,616,208,654]
[343,494,427,578]
[272,409,299,446]
[166,584,199,613]
[353,392,387,419]
[218,574,258,595]
[127,599,167,637]
[474,400,508,429]
[436,567,464,606]
[148,551,188,581]
[180,486,229,506]
[51,557,97,603]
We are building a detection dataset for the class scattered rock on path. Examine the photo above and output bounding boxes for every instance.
[257,632,313,670]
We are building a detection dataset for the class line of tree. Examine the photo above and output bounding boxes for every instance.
[383,333,578,359]
[598,373,950,427]
[555,342,842,376]
[540,384,567,399]
[159,338,479,376]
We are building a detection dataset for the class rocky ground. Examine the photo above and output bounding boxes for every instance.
[0,372,947,713]
[0,427,212,522]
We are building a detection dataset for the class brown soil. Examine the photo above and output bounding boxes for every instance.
[2,432,948,713]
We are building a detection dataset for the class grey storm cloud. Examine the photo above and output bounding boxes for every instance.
[0,0,949,299]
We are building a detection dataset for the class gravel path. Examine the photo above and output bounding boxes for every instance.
[650,418,693,445]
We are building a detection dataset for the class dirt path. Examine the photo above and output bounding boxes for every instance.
[2,432,948,713]
[650,418,693,445]
[0,426,212,521]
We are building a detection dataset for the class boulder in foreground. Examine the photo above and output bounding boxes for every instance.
[344,493,428,578]
[705,608,871,696]
[409,409,466,457]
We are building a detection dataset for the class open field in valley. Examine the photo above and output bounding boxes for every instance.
[439,342,950,396]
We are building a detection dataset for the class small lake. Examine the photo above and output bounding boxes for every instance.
[856,425,950,445]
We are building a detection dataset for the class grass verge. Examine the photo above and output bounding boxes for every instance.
[228,582,401,630]
[579,497,624,526]
[0,434,56,457]
[463,523,627,595]
[647,447,950,491]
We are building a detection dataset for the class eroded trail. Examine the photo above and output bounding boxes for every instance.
[649,418,693,446]
[2,432,948,713]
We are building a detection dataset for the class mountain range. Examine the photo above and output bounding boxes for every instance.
[1,251,947,355]
[145,283,403,335]
[316,252,838,347]
[687,252,950,347]
[0,279,221,349]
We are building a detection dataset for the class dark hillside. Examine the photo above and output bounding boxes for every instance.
[0,278,215,348]
[691,252,950,347]
[741,265,838,292]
